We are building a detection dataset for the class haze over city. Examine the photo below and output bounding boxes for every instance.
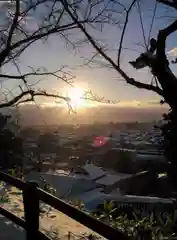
[1,103,166,126]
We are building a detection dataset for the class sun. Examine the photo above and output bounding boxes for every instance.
[67,87,85,108]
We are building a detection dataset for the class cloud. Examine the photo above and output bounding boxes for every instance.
[167,47,177,57]
[117,100,141,107]
[148,100,160,105]
[116,100,160,107]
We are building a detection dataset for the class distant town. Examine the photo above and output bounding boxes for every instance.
[18,121,170,202]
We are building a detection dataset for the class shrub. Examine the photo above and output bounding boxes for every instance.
[73,199,177,239]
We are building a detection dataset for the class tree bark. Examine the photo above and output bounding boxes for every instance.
[151,58,177,191]
[162,110,177,191]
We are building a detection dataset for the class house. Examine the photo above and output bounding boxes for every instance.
[25,171,102,200]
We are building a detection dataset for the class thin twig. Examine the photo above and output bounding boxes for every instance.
[147,1,157,46]
[136,0,148,50]
[117,0,137,66]
[61,0,164,97]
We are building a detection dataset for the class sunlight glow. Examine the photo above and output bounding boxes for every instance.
[67,87,85,109]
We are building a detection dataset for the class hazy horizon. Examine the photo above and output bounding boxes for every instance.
[3,103,167,127]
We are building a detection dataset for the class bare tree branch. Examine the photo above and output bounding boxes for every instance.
[136,0,147,50]
[0,70,74,86]
[0,90,70,108]
[0,0,174,111]
[0,0,111,110]
[0,22,77,66]
[83,90,118,104]
[118,0,137,66]
[0,0,20,65]
[6,0,20,49]
[157,19,177,59]
[147,1,157,46]
[61,0,164,97]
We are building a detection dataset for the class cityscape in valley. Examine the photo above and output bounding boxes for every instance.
[17,118,169,207]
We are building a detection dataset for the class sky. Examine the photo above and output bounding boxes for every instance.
[1,0,177,111]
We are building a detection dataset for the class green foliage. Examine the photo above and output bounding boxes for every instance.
[72,199,85,210]
[0,191,10,204]
[0,181,10,204]
[94,201,177,239]
[0,113,23,170]
[40,176,57,196]
[72,199,177,239]
[43,182,57,196]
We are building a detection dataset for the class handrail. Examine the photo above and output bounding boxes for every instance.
[0,206,25,228]
[0,171,129,240]
[0,172,26,190]
[0,207,49,240]
[38,188,129,240]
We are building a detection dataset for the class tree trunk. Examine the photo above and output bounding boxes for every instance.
[162,109,177,192]
[152,60,177,192]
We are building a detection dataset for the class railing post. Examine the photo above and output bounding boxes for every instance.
[23,181,39,240]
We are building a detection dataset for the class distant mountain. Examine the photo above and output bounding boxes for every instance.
[11,104,167,126]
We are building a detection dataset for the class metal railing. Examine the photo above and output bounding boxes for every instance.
[0,172,129,240]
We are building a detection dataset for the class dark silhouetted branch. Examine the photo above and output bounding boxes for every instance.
[6,0,20,49]
[118,0,137,66]
[62,0,164,97]
[0,90,70,108]
[157,20,177,59]
[0,70,74,86]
